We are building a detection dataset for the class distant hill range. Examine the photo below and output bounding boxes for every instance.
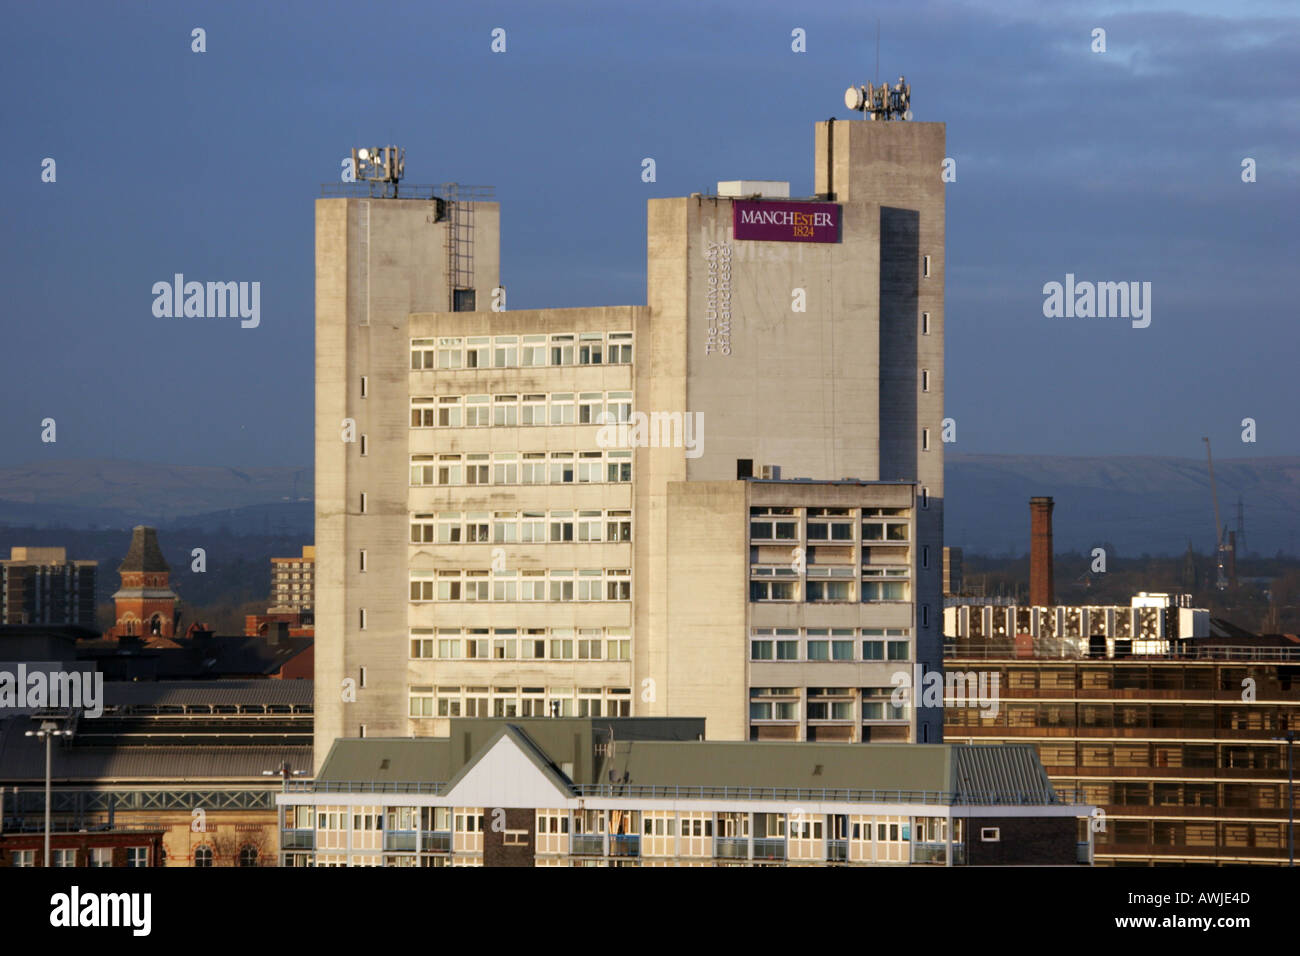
[944,453,1300,558]
[0,455,1295,557]
[0,460,312,535]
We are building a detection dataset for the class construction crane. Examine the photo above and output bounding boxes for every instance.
[1202,437,1230,590]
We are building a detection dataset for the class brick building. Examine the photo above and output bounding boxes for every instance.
[108,526,178,640]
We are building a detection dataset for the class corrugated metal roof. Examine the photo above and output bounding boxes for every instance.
[0,736,310,783]
[103,679,313,707]
[950,743,1059,804]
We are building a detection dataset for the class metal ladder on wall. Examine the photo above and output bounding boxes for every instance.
[443,184,475,310]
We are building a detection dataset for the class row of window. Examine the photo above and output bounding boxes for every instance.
[1029,742,1296,772]
[952,665,1282,693]
[411,626,631,662]
[412,332,633,371]
[10,847,150,867]
[1073,780,1297,811]
[410,450,632,486]
[749,577,910,603]
[294,807,926,845]
[289,806,479,834]
[947,703,1300,730]
[1096,820,1291,851]
[543,811,921,843]
[410,568,631,602]
[411,509,631,544]
[750,506,913,542]
[749,687,908,722]
[193,845,259,867]
[749,627,911,662]
[411,391,632,428]
[409,685,632,719]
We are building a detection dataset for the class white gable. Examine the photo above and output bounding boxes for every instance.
[444,734,571,807]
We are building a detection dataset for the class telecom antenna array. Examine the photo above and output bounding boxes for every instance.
[844,76,912,120]
[350,146,406,198]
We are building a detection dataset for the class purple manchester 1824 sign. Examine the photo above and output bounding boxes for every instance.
[732,200,841,243]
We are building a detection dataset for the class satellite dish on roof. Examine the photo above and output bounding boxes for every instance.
[844,86,865,110]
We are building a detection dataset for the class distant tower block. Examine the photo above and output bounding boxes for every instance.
[110,526,178,639]
[1030,497,1055,607]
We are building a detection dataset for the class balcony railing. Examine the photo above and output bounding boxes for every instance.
[911,841,948,864]
[284,781,446,794]
[752,838,786,861]
[281,829,315,850]
[944,642,1300,662]
[279,779,1079,807]
[384,831,417,852]
[570,834,605,856]
[421,831,452,853]
[827,839,849,862]
[571,783,1078,806]
[715,837,749,859]
[610,834,640,857]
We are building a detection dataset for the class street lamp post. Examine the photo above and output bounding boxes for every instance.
[24,720,72,868]
[263,760,308,868]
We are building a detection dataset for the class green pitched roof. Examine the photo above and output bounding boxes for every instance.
[313,722,1060,805]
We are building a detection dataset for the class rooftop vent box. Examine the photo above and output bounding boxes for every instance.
[717,180,790,198]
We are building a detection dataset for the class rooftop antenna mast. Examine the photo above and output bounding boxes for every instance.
[350,145,405,199]
[844,74,912,121]
[875,17,880,85]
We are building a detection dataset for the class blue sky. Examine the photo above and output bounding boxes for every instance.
[2,0,1295,468]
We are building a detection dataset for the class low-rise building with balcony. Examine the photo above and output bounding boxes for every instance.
[277,717,1091,867]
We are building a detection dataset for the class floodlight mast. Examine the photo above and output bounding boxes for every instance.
[350,145,406,197]
[843,76,912,120]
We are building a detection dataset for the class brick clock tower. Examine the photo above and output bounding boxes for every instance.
[110,526,178,640]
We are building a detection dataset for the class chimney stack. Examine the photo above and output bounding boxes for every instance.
[1030,497,1055,606]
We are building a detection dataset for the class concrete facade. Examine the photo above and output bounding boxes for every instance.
[315,195,501,760]
[1,547,96,627]
[314,117,945,765]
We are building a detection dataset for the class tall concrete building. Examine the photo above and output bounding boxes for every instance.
[269,545,316,619]
[0,547,96,626]
[315,116,945,767]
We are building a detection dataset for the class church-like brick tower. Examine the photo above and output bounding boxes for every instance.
[110,526,178,639]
